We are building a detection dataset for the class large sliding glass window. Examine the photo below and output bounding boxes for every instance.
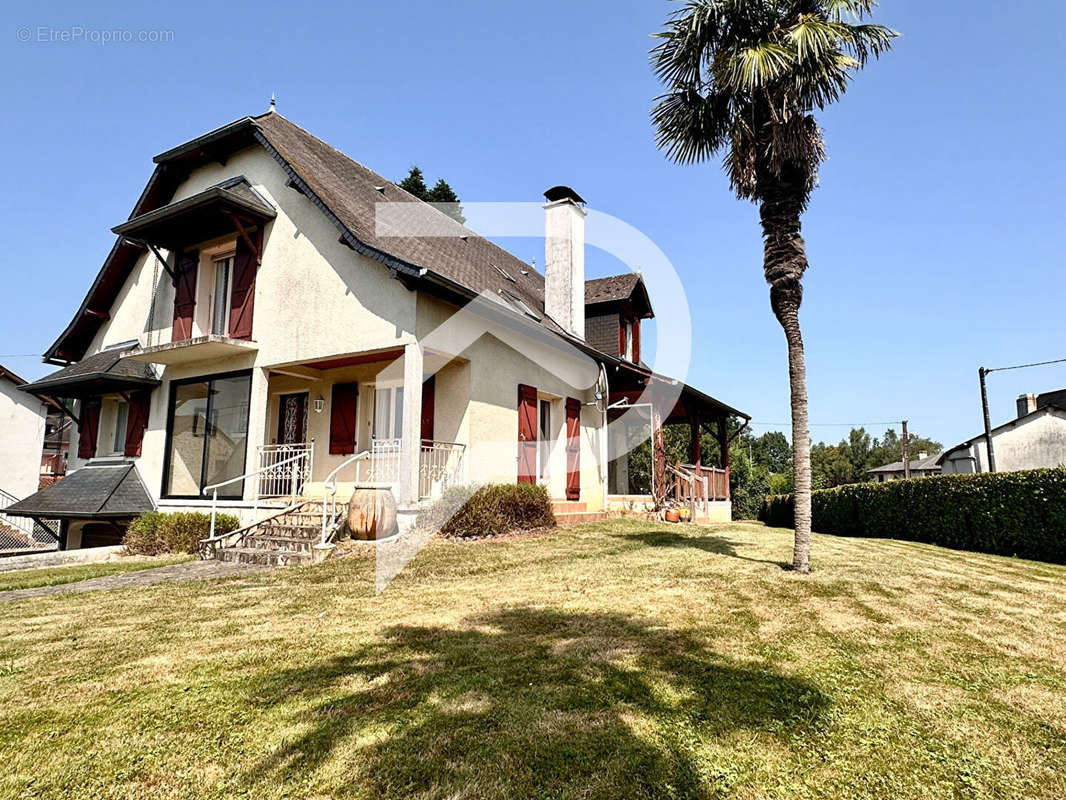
[163,371,251,498]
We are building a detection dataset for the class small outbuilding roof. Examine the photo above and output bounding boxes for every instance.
[3,462,154,520]
[21,348,160,400]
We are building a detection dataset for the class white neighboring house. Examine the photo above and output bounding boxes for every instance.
[0,364,49,551]
[938,390,1066,474]
[866,451,942,482]
[0,365,47,500]
[7,110,747,552]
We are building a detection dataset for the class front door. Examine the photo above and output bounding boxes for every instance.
[274,393,308,496]
[276,393,307,445]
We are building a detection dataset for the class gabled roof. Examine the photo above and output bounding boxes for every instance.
[585,273,654,318]
[935,404,1066,464]
[4,462,154,519]
[867,453,943,474]
[0,363,27,387]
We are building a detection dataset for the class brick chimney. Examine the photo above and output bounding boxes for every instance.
[543,186,586,339]
[1016,393,1037,418]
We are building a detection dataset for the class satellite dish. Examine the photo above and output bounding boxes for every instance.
[594,366,610,414]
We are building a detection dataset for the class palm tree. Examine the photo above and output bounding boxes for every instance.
[651,0,896,572]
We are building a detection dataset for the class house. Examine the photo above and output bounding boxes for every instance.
[39,407,72,487]
[7,109,747,553]
[938,390,1066,474]
[866,452,942,482]
[0,364,50,551]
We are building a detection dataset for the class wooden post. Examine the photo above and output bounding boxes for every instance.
[901,419,910,479]
[979,367,997,473]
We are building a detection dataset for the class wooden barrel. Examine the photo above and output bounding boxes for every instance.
[346,487,398,540]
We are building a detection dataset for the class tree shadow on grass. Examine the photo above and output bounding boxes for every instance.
[239,607,828,799]
[621,529,792,569]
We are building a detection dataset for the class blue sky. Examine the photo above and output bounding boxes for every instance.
[1,0,1064,449]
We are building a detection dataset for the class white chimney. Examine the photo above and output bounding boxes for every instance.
[543,186,587,339]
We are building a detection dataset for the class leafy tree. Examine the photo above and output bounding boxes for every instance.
[398,166,466,223]
[650,1,897,572]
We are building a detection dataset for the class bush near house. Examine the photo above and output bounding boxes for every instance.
[123,511,241,556]
[417,483,556,538]
[759,467,1066,563]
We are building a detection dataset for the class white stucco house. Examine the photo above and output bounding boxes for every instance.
[8,110,746,552]
[938,390,1066,474]
[0,364,47,501]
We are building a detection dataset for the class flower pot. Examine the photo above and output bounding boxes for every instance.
[678,507,692,522]
[664,509,681,523]
[346,486,398,540]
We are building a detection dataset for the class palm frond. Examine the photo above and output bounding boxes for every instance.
[726,42,795,90]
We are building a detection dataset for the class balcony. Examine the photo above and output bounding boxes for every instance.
[126,334,258,366]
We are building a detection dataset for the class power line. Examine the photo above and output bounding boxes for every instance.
[985,356,1066,374]
[750,421,902,427]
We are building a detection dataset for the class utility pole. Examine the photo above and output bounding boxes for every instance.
[901,420,910,478]
[978,367,997,473]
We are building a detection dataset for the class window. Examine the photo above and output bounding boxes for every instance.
[163,371,251,498]
[622,319,634,361]
[211,254,234,335]
[538,398,551,481]
[112,401,129,455]
[372,384,404,440]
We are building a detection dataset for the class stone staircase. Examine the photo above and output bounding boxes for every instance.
[212,501,342,567]
[551,499,608,526]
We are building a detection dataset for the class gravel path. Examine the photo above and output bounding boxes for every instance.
[0,559,275,604]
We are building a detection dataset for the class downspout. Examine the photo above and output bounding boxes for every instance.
[599,361,609,508]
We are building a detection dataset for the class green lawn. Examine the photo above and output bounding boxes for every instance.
[0,555,192,592]
[1,520,1064,799]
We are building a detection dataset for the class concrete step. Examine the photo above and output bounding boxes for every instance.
[551,500,587,514]
[214,546,311,567]
[259,522,323,539]
[554,511,608,525]
[244,534,316,553]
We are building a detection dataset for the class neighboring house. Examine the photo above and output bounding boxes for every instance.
[8,109,747,550]
[0,364,48,500]
[866,452,942,482]
[938,390,1066,474]
[0,364,49,552]
[40,408,72,487]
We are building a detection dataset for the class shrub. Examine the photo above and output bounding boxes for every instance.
[417,483,556,538]
[757,467,1066,563]
[123,511,241,555]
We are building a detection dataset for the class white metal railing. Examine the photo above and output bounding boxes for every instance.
[367,438,401,483]
[320,451,371,544]
[257,441,314,498]
[202,448,312,540]
[419,441,466,500]
[0,488,58,552]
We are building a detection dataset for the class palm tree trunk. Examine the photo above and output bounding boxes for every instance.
[759,176,812,573]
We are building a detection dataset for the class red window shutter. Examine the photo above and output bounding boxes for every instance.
[78,401,101,460]
[228,230,259,340]
[420,375,435,443]
[329,383,358,455]
[517,384,538,484]
[123,391,151,457]
[171,251,199,342]
[565,397,581,500]
[632,318,641,364]
[618,317,626,357]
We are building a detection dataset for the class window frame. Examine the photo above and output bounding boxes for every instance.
[210,251,235,336]
[111,399,129,456]
[371,381,405,441]
[160,368,253,500]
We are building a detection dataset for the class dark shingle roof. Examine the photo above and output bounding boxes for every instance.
[22,349,159,398]
[253,113,559,331]
[585,274,641,305]
[4,462,154,519]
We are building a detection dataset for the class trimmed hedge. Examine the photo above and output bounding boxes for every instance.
[758,467,1066,563]
[123,511,241,556]
[417,483,556,538]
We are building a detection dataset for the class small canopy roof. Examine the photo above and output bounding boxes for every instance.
[21,348,160,400]
[4,462,154,520]
[112,177,275,251]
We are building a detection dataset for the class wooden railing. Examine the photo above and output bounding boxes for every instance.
[668,462,730,516]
